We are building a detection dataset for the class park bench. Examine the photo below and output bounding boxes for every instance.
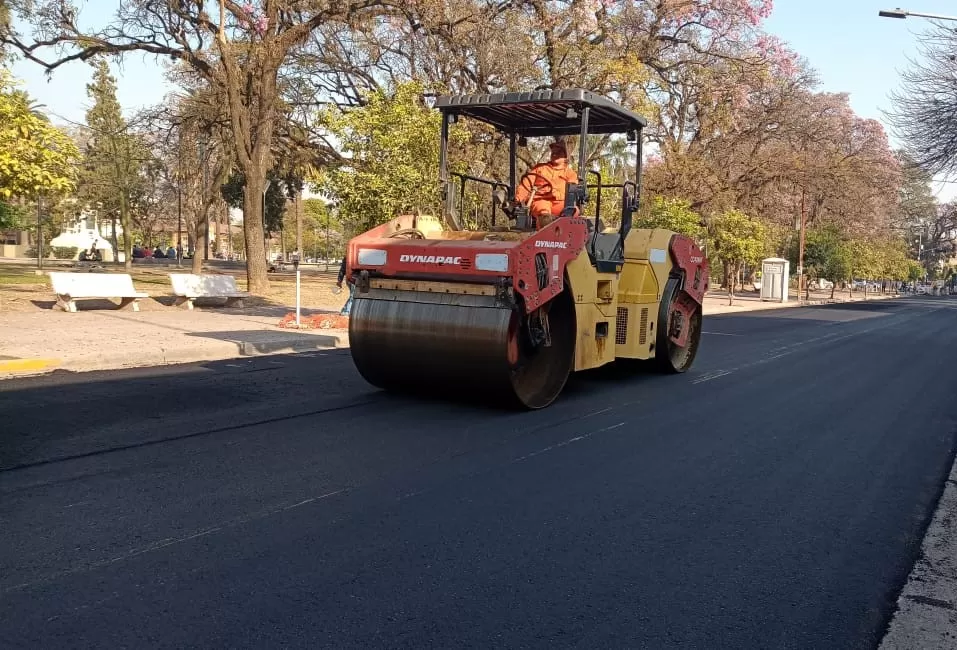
[49,272,149,312]
[169,273,249,310]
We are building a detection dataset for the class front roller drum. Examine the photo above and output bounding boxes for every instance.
[348,288,577,409]
[655,276,703,373]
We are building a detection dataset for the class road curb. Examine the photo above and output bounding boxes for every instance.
[0,332,349,379]
[0,358,62,375]
[704,294,901,316]
[879,456,957,649]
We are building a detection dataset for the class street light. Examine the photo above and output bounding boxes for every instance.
[879,7,957,21]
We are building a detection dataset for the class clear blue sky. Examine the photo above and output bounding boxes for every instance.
[10,0,957,195]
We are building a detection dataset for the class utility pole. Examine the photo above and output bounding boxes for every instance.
[35,194,42,270]
[798,187,807,295]
[177,182,183,267]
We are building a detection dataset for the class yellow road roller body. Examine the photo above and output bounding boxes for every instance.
[343,89,710,409]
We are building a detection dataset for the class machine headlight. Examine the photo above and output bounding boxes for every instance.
[474,253,509,272]
[357,248,387,266]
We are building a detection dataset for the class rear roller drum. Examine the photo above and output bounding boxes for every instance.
[654,276,702,373]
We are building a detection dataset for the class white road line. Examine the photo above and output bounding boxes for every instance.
[511,422,626,464]
[692,369,733,384]
[2,489,345,595]
[702,331,743,336]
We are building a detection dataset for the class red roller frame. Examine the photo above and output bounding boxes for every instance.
[347,216,590,314]
[666,233,710,347]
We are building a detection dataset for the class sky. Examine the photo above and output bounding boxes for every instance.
[9,0,957,199]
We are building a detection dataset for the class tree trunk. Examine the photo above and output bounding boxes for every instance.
[110,213,119,264]
[726,262,735,306]
[830,283,836,300]
[120,197,132,272]
[243,173,270,294]
[280,220,286,261]
[192,211,205,274]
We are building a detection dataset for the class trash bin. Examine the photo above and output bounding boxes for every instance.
[760,257,790,302]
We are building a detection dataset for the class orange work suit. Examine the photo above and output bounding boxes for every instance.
[514,160,579,227]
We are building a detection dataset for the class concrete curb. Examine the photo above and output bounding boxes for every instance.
[0,331,349,378]
[0,358,62,375]
[704,293,901,316]
[879,457,957,649]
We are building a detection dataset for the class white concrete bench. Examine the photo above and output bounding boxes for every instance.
[169,273,249,310]
[49,272,148,312]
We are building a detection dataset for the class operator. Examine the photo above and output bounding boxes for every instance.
[514,137,579,228]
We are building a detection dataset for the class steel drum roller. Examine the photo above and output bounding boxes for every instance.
[349,287,577,409]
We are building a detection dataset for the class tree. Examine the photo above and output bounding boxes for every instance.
[907,259,924,282]
[801,226,851,299]
[894,151,937,230]
[3,1,397,294]
[887,24,957,176]
[634,196,703,238]
[847,238,880,298]
[322,81,464,232]
[79,60,146,270]
[0,69,78,200]
[708,209,767,305]
[282,197,343,265]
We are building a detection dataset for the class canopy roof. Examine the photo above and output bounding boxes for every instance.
[434,88,648,137]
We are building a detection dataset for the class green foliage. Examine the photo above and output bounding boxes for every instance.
[707,209,767,270]
[0,69,79,199]
[907,259,924,281]
[321,81,466,232]
[79,59,151,264]
[847,239,879,280]
[24,243,47,258]
[0,199,25,229]
[281,198,347,260]
[803,225,851,283]
[635,196,703,237]
[52,246,77,259]
[220,169,290,235]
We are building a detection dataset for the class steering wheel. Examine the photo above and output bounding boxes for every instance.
[389,228,425,239]
[519,172,555,207]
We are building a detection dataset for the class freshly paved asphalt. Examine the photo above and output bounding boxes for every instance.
[2,296,957,649]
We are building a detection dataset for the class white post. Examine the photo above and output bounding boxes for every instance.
[295,267,301,328]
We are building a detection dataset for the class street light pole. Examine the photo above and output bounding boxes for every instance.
[879,7,957,21]
[177,183,183,268]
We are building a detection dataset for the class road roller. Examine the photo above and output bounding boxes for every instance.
[344,89,709,409]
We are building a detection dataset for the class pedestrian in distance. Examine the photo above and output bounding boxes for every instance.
[336,257,354,316]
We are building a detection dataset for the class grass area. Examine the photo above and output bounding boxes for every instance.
[0,261,348,313]
[0,268,47,285]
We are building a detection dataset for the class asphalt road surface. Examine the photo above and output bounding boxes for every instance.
[3,297,957,649]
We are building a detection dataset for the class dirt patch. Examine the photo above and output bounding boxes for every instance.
[277,312,349,330]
